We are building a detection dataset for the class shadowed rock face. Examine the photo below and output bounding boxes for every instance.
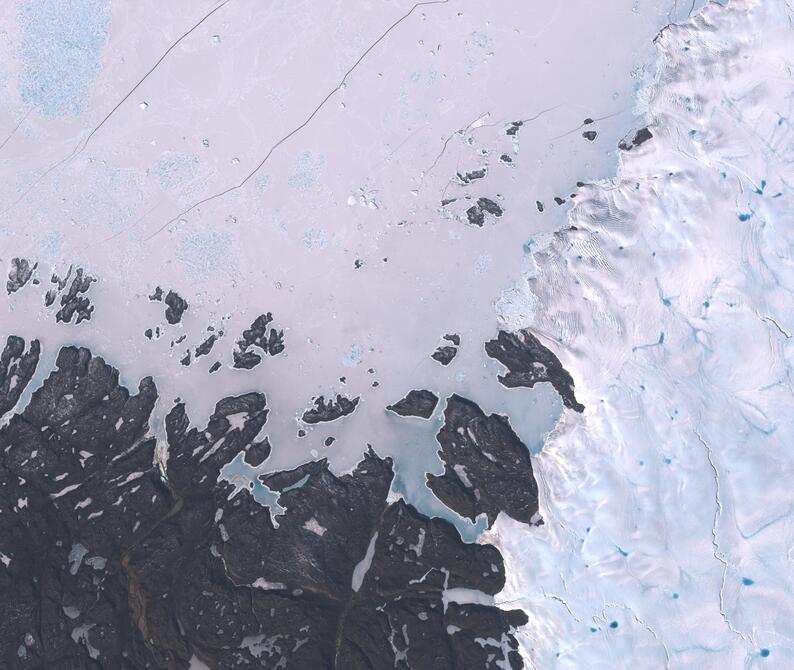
[164,290,189,325]
[6,258,36,295]
[485,329,584,413]
[386,389,439,419]
[55,267,96,324]
[301,394,360,424]
[0,342,528,669]
[428,394,540,528]
[232,313,285,370]
[464,197,503,227]
[0,336,40,415]
[618,126,653,151]
[431,345,458,366]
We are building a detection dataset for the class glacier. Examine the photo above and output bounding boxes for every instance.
[484,0,794,666]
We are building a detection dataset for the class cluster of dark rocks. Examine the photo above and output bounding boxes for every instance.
[149,287,189,325]
[618,126,653,151]
[456,167,487,184]
[0,338,530,669]
[465,197,504,227]
[6,259,100,325]
[432,333,461,366]
[6,258,37,295]
[179,328,224,369]
[232,313,285,370]
[301,394,360,424]
[194,330,221,359]
[386,389,439,419]
[42,266,96,324]
[505,120,523,136]
[485,329,584,413]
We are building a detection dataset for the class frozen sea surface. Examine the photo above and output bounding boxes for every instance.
[0,0,697,472]
[483,0,794,666]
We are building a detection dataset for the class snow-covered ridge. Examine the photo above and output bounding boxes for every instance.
[485,0,794,666]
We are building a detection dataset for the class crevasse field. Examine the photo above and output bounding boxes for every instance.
[487,0,794,666]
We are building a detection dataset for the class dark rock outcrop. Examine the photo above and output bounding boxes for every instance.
[466,204,485,227]
[164,290,188,324]
[6,258,36,294]
[478,197,503,217]
[165,391,269,492]
[194,332,220,358]
[428,394,539,527]
[505,121,523,136]
[232,349,262,369]
[432,345,458,366]
[0,344,529,669]
[485,329,584,412]
[301,394,360,424]
[465,197,504,227]
[0,346,162,668]
[386,389,439,419]
[53,267,96,324]
[457,168,487,184]
[618,126,653,151]
[0,336,40,415]
[232,313,285,370]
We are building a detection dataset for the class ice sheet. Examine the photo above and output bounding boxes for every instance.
[482,0,794,666]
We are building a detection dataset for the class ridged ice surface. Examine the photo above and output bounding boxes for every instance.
[484,1,794,666]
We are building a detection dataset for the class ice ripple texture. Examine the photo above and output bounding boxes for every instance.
[484,0,794,667]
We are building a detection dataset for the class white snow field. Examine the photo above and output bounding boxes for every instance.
[484,0,794,667]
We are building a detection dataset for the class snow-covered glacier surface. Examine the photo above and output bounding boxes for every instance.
[485,0,794,666]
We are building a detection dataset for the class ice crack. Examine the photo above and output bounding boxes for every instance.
[694,428,751,645]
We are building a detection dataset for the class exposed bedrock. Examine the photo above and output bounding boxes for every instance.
[301,394,360,424]
[6,258,36,295]
[431,345,458,366]
[428,394,540,528]
[164,290,189,325]
[0,343,528,669]
[232,313,285,370]
[386,389,439,419]
[485,329,584,412]
[618,125,653,151]
[0,335,40,415]
[54,267,96,324]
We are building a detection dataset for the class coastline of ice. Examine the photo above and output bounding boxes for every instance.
[484,0,794,666]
